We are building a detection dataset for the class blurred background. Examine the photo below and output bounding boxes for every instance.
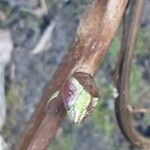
[0,0,149,149]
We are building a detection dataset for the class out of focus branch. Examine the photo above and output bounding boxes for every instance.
[31,21,55,55]
[0,29,13,149]
[15,0,128,150]
[35,0,48,17]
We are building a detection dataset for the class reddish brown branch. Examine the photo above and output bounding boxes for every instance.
[114,0,150,149]
[27,97,66,150]
[15,0,128,149]
[79,0,129,74]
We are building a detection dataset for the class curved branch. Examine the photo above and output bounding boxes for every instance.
[114,0,150,149]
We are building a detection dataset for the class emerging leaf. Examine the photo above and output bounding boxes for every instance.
[61,72,99,123]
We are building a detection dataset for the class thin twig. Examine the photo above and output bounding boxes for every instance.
[114,0,150,149]
[128,105,150,114]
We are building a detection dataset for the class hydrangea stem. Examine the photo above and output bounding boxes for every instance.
[16,0,128,149]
